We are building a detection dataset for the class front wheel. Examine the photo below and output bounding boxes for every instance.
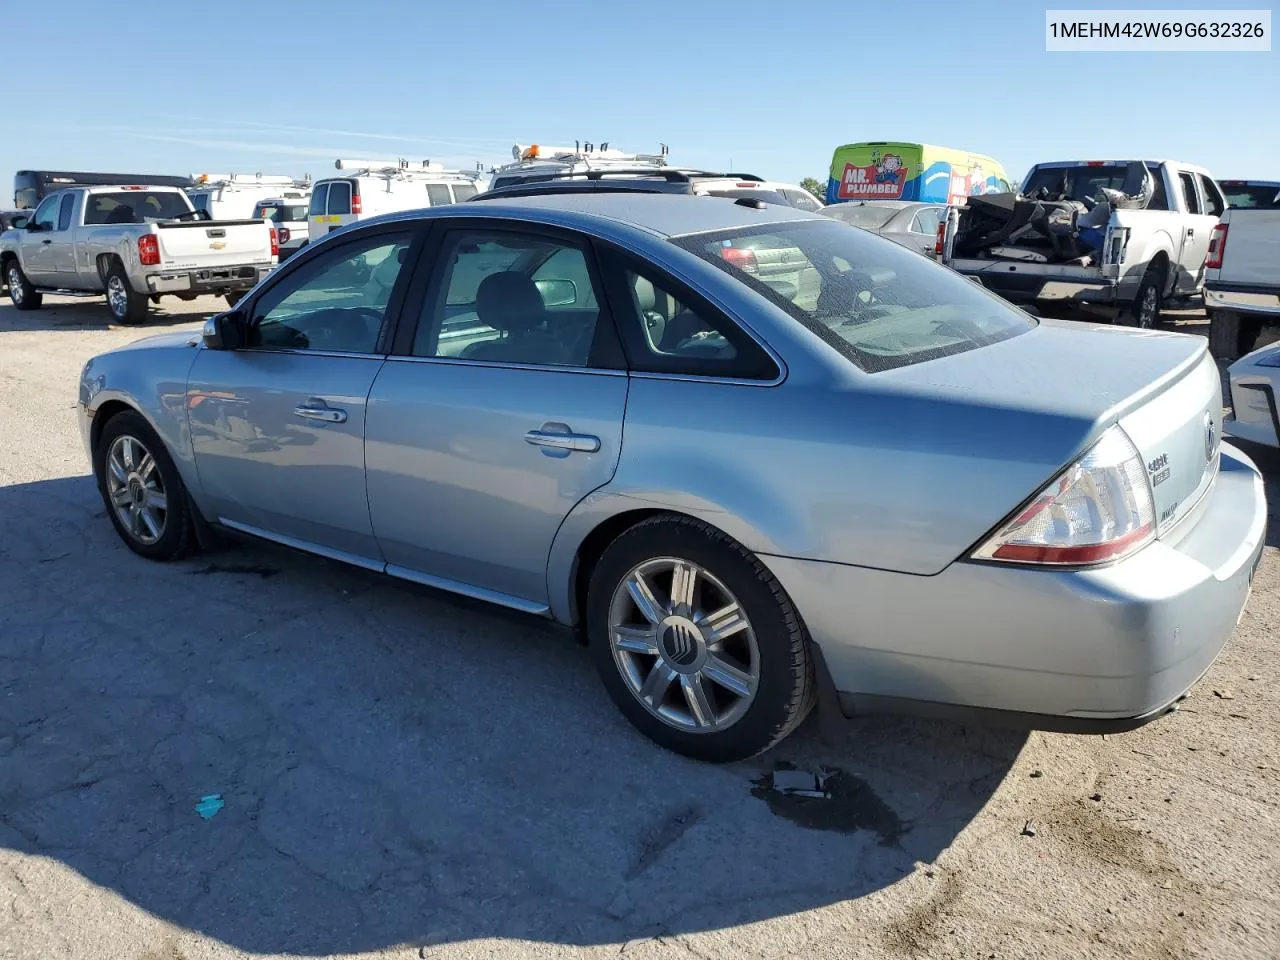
[104,261,149,324]
[587,515,815,762]
[5,261,42,311]
[95,411,194,561]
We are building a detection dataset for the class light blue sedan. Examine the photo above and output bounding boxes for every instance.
[79,193,1267,762]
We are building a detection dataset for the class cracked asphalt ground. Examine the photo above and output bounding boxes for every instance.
[2,295,1279,960]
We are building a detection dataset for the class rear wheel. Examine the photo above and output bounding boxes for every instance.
[224,291,244,307]
[5,261,42,311]
[1127,262,1166,329]
[94,411,193,561]
[104,260,149,324]
[1208,309,1259,362]
[587,515,815,762]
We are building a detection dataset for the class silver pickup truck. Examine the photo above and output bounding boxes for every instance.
[1,185,276,323]
[940,160,1225,326]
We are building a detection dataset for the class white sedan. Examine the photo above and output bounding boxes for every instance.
[1225,340,1280,447]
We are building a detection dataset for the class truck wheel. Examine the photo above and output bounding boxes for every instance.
[1208,310,1258,362]
[5,261,42,311]
[104,261,150,325]
[1127,264,1166,329]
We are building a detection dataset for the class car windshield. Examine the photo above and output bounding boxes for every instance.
[672,218,1034,373]
[823,203,901,230]
[1219,183,1280,209]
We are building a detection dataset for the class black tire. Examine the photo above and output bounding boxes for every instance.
[586,515,815,762]
[103,259,149,324]
[224,292,244,307]
[94,410,194,561]
[175,292,198,302]
[1208,309,1258,362]
[5,260,42,311]
[1126,262,1167,329]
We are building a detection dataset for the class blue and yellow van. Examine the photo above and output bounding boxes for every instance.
[825,142,1012,206]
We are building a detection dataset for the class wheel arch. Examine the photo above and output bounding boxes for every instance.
[89,398,144,465]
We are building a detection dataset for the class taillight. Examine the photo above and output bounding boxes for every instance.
[1205,223,1228,269]
[137,235,160,266]
[269,227,279,259]
[971,426,1155,566]
[351,184,362,215]
[719,246,758,274]
[934,220,946,257]
[278,226,291,244]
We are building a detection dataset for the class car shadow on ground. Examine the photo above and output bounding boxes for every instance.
[0,475,1025,955]
[0,299,214,332]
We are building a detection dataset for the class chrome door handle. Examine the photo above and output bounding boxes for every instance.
[524,429,600,453]
[41,239,52,245]
[293,400,347,423]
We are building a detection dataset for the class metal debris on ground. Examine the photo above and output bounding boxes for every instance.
[1021,820,1037,837]
[1214,689,1235,700]
[770,768,835,799]
[195,794,225,820]
[1029,769,1043,778]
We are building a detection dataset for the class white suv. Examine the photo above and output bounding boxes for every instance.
[307,159,486,242]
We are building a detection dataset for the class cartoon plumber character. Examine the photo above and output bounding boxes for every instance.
[874,153,905,184]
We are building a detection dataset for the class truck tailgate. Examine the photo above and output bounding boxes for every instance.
[1212,210,1280,286]
[155,220,273,268]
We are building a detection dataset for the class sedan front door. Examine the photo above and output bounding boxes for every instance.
[364,225,628,609]
[187,225,418,567]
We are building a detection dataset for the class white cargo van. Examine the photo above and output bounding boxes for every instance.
[307,159,486,242]
[187,173,311,221]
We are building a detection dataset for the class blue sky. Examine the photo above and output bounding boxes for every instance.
[7,0,1277,202]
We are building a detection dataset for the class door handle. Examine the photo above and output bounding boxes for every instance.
[1187,229,1195,238]
[524,428,600,453]
[41,239,52,245]
[293,400,347,423]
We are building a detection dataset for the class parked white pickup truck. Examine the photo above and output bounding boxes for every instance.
[1,185,276,323]
[1205,183,1280,360]
[940,160,1225,326]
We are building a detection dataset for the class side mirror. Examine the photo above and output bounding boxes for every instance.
[202,311,247,350]
[535,278,578,307]
[9,215,29,230]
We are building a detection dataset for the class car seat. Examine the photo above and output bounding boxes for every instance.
[462,272,566,365]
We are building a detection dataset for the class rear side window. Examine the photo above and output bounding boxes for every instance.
[452,183,478,202]
[308,184,329,216]
[911,207,941,235]
[426,184,453,206]
[1197,175,1225,217]
[783,188,823,212]
[1178,172,1201,214]
[57,194,75,230]
[673,218,1033,373]
[327,181,352,215]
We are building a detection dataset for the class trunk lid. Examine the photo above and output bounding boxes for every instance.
[153,220,273,269]
[880,318,1222,546]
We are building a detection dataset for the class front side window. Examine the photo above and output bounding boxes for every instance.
[57,194,75,230]
[32,196,60,230]
[673,218,1034,373]
[416,230,604,367]
[327,181,352,215]
[248,232,413,353]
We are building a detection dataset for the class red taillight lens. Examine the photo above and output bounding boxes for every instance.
[351,185,362,215]
[137,234,160,266]
[972,426,1156,567]
[935,220,946,256]
[719,246,758,274]
[1205,223,1228,269]
[269,227,279,258]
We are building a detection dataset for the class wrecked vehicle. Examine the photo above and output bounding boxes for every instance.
[939,160,1225,326]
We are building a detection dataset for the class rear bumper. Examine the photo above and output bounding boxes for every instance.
[763,443,1267,731]
[1206,283,1280,318]
[145,263,273,295]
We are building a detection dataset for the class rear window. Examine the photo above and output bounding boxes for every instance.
[308,184,328,216]
[254,202,311,222]
[452,183,478,202]
[327,181,352,215]
[673,218,1034,373]
[823,203,900,230]
[1219,183,1280,209]
[1022,164,1150,203]
[83,191,192,225]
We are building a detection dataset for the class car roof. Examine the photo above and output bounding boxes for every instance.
[453,192,824,238]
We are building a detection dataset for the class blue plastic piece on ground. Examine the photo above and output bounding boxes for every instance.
[195,794,224,820]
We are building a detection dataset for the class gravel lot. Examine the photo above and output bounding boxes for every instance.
[2,294,1279,960]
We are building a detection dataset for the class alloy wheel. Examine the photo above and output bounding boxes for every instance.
[8,266,23,305]
[107,275,129,319]
[607,557,760,733]
[105,435,168,545]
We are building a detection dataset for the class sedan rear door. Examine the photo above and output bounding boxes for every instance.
[364,223,628,610]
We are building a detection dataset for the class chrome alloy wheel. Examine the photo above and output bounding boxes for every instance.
[7,265,23,305]
[607,557,760,733]
[1138,285,1159,328]
[105,435,168,545]
[106,274,129,319]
